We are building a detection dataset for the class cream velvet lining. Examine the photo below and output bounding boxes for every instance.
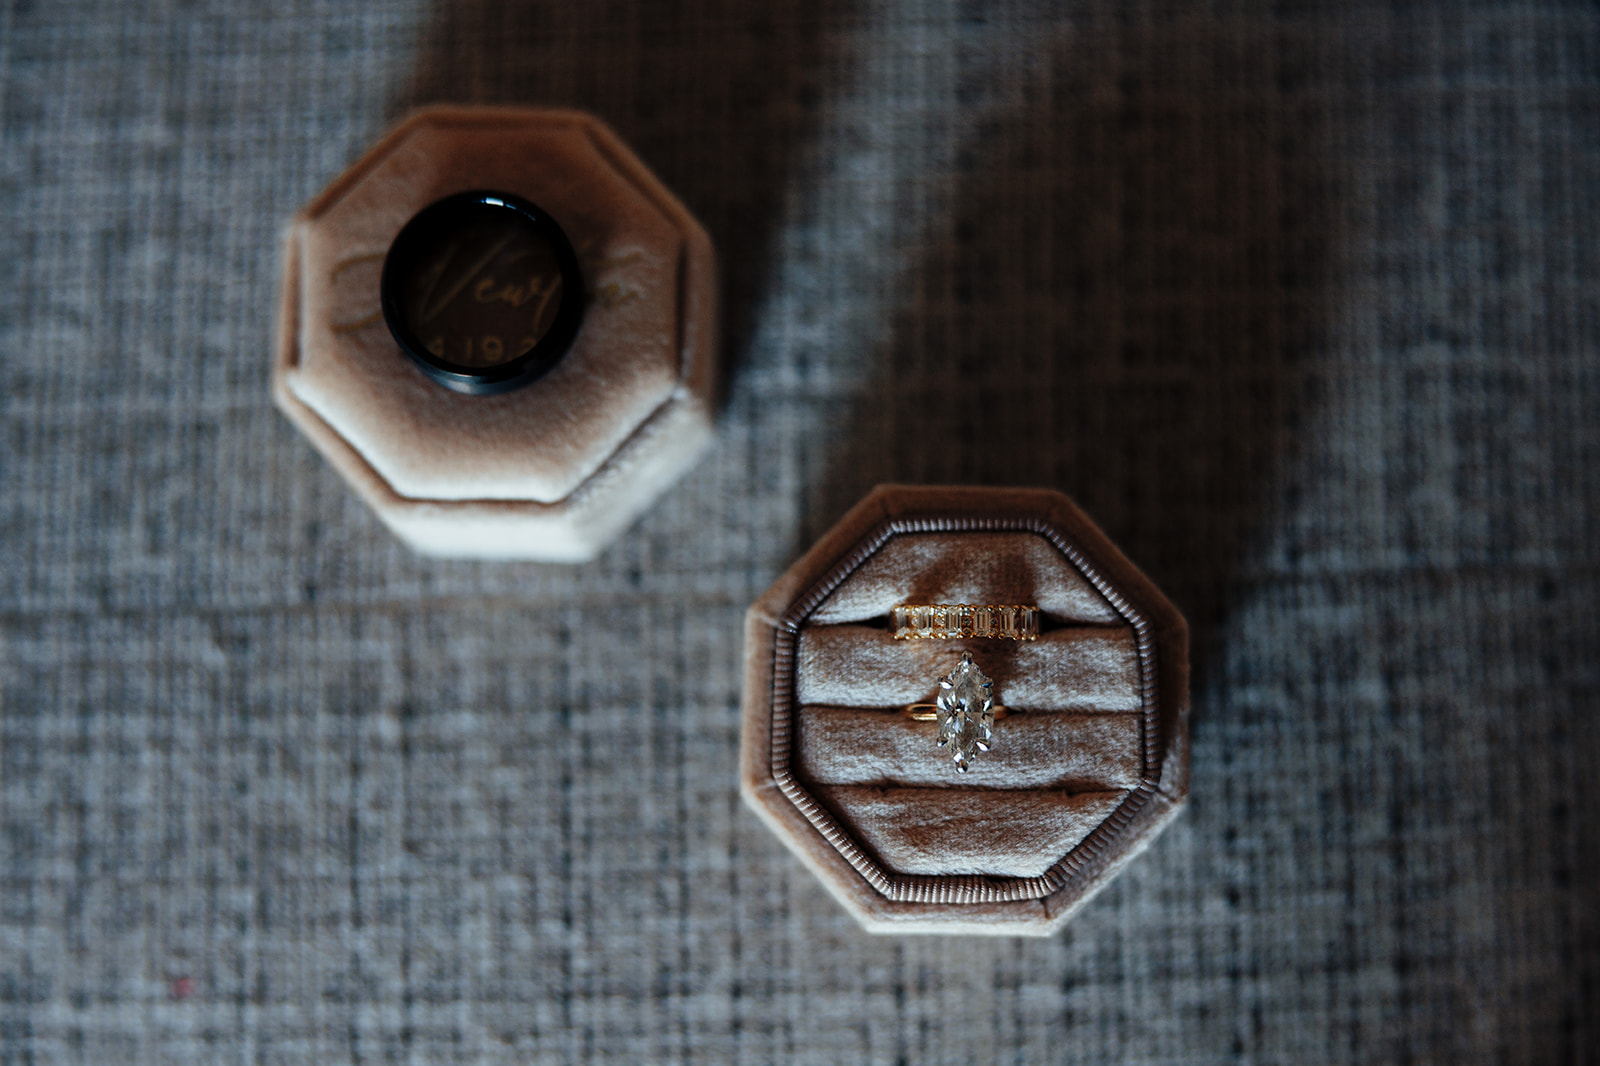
[793,531,1143,880]
[807,531,1125,626]
[795,626,1141,709]
[795,708,1143,790]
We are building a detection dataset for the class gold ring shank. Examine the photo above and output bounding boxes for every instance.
[905,703,1010,721]
[891,604,1039,641]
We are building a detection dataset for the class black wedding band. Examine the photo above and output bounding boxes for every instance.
[381,190,585,396]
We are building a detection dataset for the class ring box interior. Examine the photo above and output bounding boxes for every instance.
[741,485,1189,936]
[272,106,718,561]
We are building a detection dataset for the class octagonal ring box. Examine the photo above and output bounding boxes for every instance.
[272,107,718,561]
[741,485,1189,936]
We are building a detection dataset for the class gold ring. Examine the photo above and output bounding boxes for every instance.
[904,704,1009,721]
[891,603,1039,641]
[906,652,1013,772]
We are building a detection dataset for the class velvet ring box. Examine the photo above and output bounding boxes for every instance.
[272,106,718,561]
[741,485,1189,936]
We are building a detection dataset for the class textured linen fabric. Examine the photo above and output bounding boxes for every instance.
[2,1,1597,1063]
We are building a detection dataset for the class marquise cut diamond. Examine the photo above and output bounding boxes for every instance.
[935,652,996,772]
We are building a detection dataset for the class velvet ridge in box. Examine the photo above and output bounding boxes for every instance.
[741,485,1189,936]
[272,106,719,561]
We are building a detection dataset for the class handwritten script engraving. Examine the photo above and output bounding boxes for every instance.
[327,238,650,350]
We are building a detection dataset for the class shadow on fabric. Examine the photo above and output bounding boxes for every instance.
[398,0,844,387]
[806,16,1344,704]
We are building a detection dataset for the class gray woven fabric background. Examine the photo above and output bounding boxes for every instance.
[2,1,1597,1062]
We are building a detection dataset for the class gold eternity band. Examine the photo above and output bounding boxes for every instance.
[891,603,1040,641]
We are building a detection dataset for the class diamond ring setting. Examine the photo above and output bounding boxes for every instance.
[905,652,1008,772]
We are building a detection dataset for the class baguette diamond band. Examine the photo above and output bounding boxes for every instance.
[891,603,1039,641]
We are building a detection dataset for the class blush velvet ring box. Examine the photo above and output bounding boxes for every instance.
[741,484,1189,936]
[272,107,719,561]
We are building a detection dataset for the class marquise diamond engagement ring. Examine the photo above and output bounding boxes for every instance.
[905,653,1013,772]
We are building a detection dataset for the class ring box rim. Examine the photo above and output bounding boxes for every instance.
[740,484,1189,936]
[271,105,719,561]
